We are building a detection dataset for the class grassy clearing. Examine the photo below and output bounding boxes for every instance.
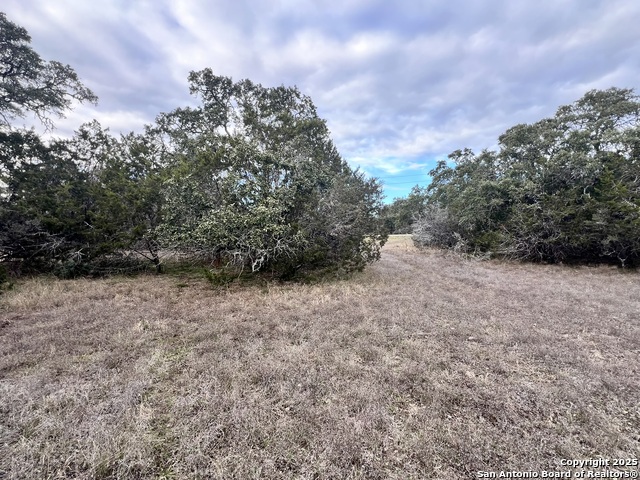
[1,237,639,478]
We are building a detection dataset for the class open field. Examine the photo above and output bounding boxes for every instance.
[1,237,639,479]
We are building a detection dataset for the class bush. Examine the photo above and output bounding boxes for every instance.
[53,254,151,279]
[412,205,458,249]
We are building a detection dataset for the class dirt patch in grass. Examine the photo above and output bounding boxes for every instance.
[1,246,638,479]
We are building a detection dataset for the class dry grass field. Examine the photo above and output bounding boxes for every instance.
[1,236,639,479]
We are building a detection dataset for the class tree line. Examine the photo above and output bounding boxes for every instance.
[0,12,387,280]
[400,88,640,266]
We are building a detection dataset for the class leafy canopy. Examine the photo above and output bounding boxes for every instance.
[156,69,387,275]
[413,88,640,266]
[0,12,97,129]
[0,13,385,278]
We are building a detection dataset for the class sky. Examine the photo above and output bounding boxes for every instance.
[3,0,639,201]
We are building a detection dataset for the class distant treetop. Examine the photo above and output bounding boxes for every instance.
[0,11,97,130]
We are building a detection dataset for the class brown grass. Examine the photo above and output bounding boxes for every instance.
[1,236,639,479]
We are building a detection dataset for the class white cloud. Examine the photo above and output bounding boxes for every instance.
[3,0,640,198]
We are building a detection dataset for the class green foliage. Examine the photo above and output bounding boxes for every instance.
[381,185,428,233]
[0,263,13,292]
[413,88,640,266]
[53,254,151,279]
[202,267,236,287]
[0,130,90,271]
[69,122,166,270]
[0,124,165,275]
[0,16,386,278]
[155,70,387,276]
[0,12,97,129]
[1,70,385,277]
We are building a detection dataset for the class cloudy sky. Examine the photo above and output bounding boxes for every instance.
[4,0,639,199]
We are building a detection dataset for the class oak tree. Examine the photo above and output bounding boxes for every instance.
[0,12,97,129]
